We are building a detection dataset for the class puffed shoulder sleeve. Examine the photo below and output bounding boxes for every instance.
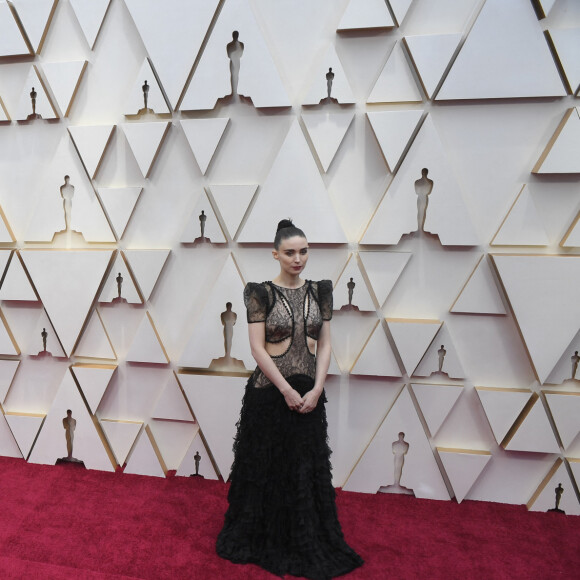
[243,282,268,323]
[317,279,333,321]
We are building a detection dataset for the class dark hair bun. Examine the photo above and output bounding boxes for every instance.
[276,219,295,232]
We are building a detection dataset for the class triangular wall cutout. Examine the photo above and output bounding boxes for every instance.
[11,0,58,54]
[367,41,422,103]
[411,383,463,437]
[123,249,170,302]
[0,2,30,56]
[533,108,580,174]
[100,419,142,467]
[207,184,257,240]
[437,0,565,99]
[70,0,111,49]
[351,321,401,377]
[547,28,580,95]
[334,254,376,312]
[491,185,550,246]
[152,373,193,422]
[99,253,142,304]
[97,187,142,240]
[125,312,169,364]
[71,364,116,414]
[4,413,45,459]
[0,360,20,404]
[388,0,413,26]
[124,425,167,477]
[0,309,19,356]
[493,255,580,384]
[180,190,226,244]
[337,0,395,31]
[359,251,412,309]
[180,0,289,110]
[42,61,87,117]
[68,124,115,179]
[414,324,466,379]
[73,310,116,360]
[181,118,229,174]
[301,109,354,172]
[238,121,346,243]
[21,250,113,356]
[404,34,461,98]
[366,110,423,172]
[176,430,219,480]
[122,121,170,177]
[544,391,580,450]
[437,448,491,503]
[451,255,506,315]
[527,459,580,516]
[0,251,38,301]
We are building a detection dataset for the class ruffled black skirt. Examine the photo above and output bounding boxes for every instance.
[216,374,363,580]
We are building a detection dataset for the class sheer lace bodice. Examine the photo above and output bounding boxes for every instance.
[244,280,333,388]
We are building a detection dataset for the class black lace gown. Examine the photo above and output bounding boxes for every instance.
[216,280,363,580]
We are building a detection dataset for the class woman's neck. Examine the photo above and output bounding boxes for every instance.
[272,273,304,289]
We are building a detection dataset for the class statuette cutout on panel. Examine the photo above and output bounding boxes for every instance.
[548,483,565,514]
[378,432,414,496]
[415,168,433,233]
[56,409,85,467]
[28,87,41,120]
[15,67,57,120]
[209,302,245,371]
[227,31,245,98]
[341,278,359,311]
[191,450,203,478]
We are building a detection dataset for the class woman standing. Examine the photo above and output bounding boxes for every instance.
[216,220,363,579]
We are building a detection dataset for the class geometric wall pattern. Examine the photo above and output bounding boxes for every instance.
[0,0,579,514]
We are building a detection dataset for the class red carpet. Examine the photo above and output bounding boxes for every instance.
[0,456,577,579]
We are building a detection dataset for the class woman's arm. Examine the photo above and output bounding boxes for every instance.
[248,322,304,410]
[300,320,330,413]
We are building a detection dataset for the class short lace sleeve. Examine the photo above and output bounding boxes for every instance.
[317,279,333,321]
[244,282,268,323]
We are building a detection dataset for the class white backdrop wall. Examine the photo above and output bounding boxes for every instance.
[0,0,579,512]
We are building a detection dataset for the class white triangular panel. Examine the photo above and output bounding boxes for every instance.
[337,0,395,31]
[411,383,463,437]
[545,392,580,450]
[179,373,245,479]
[176,430,219,480]
[123,249,170,301]
[28,371,115,471]
[179,254,251,369]
[387,319,441,376]
[126,0,220,109]
[149,419,197,470]
[125,312,168,364]
[505,398,560,453]
[388,0,413,26]
[0,2,31,56]
[97,187,142,240]
[0,310,19,355]
[70,0,110,49]
[0,412,22,457]
[492,185,550,246]
[331,312,380,373]
[125,59,170,115]
[351,322,401,377]
[414,324,465,379]
[334,254,375,312]
[5,413,44,459]
[42,61,87,117]
[238,121,346,243]
[0,360,20,403]
[24,133,115,242]
[99,254,141,304]
[303,45,356,105]
[15,66,57,120]
[152,374,193,422]
[25,308,64,357]
[208,184,257,240]
[528,460,580,515]
[533,108,580,174]
[125,426,166,477]
[366,110,423,172]
[475,387,533,445]
[367,41,422,103]
[71,364,116,414]
[100,419,142,466]
[549,28,580,94]
[180,0,289,110]
[301,110,354,172]
[344,386,449,499]
[122,121,170,177]
[11,0,57,53]
[437,0,565,100]
[21,250,113,356]
[0,251,38,301]
[73,310,116,360]
[404,34,462,98]
[362,117,479,245]
[438,449,491,503]
[68,124,115,179]
[359,251,412,309]
[181,118,229,175]
[180,193,226,245]
[493,255,580,384]
[451,255,506,315]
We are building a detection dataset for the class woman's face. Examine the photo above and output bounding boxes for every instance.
[273,235,309,277]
